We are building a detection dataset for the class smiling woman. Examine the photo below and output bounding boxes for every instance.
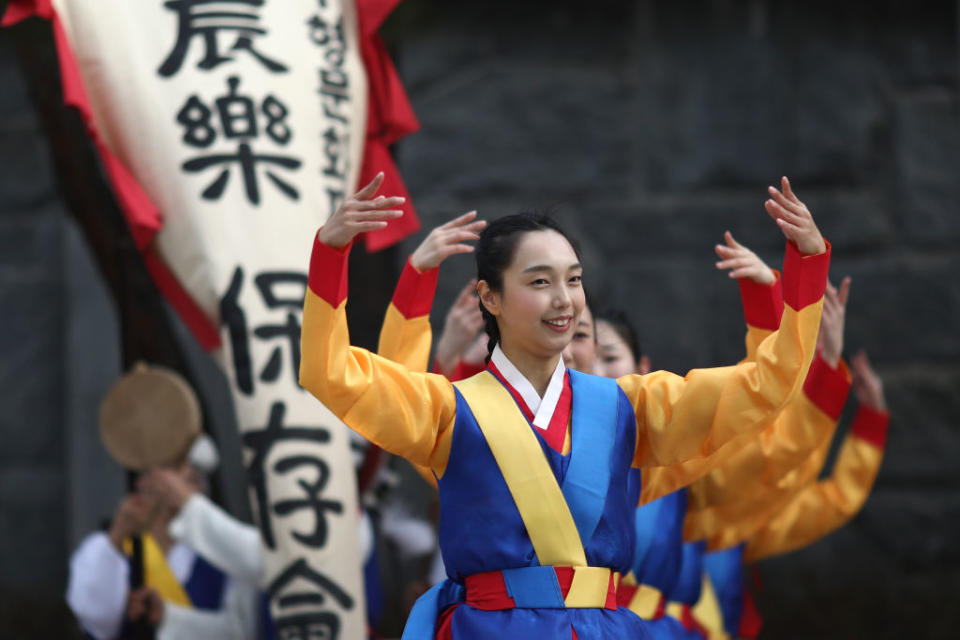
[299,173,831,640]
[474,213,585,394]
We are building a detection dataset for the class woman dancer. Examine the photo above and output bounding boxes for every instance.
[300,173,830,639]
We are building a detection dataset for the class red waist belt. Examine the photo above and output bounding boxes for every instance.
[464,566,620,611]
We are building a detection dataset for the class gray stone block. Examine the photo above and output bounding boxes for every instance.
[757,487,960,638]
[892,92,960,245]
[0,125,57,213]
[834,253,960,363]
[0,466,66,589]
[0,279,64,466]
[867,363,960,482]
[0,206,62,270]
[0,36,36,123]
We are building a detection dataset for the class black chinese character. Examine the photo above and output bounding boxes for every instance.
[268,558,354,639]
[178,76,300,205]
[268,558,353,610]
[321,126,349,181]
[272,611,341,640]
[306,13,343,49]
[317,69,350,124]
[221,266,253,394]
[272,456,343,548]
[243,403,333,549]
[159,0,289,77]
[220,268,309,395]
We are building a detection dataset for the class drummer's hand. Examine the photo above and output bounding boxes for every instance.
[127,586,164,626]
[107,494,151,551]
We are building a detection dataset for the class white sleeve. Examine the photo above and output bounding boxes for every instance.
[157,580,259,640]
[65,532,129,640]
[168,494,263,586]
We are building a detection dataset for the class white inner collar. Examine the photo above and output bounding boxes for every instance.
[491,344,566,430]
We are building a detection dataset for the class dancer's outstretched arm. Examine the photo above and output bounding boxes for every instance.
[743,351,889,562]
[621,178,830,475]
[300,174,458,475]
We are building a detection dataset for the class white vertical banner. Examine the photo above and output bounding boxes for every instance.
[51,0,369,636]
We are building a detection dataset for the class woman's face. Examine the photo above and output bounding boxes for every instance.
[595,320,638,378]
[481,229,585,360]
[562,306,597,373]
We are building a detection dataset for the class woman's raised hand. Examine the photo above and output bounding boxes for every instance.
[317,172,406,249]
[817,277,852,368]
[715,230,776,285]
[434,279,485,375]
[764,176,827,256]
[410,210,487,272]
[851,350,887,411]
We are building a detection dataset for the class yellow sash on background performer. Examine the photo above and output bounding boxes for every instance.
[122,535,192,608]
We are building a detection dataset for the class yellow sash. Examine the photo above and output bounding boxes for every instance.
[454,372,586,567]
[618,572,664,618]
[455,372,613,607]
[692,574,730,640]
[123,534,192,607]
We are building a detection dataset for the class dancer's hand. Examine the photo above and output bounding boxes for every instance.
[318,172,405,249]
[435,279,485,375]
[851,351,886,411]
[410,211,487,272]
[817,277,851,368]
[714,231,776,285]
[764,176,826,255]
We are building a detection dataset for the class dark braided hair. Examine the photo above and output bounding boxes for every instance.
[475,212,581,361]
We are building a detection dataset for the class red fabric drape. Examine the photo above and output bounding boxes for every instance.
[357,0,422,251]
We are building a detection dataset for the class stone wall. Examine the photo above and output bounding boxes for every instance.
[0,31,77,636]
[387,1,960,637]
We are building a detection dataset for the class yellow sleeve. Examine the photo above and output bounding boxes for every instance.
[742,326,773,365]
[743,405,888,562]
[622,241,830,481]
[376,258,438,373]
[300,235,457,474]
[375,257,441,487]
[684,423,833,548]
[681,355,850,525]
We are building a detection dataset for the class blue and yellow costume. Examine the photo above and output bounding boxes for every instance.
[664,541,711,639]
[698,389,889,639]
[300,233,829,639]
[618,488,690,638]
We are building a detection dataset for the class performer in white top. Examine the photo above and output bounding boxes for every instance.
[66,435,264,640]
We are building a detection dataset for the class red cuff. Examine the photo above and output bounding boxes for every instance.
[391,258,438,318]
[308,231,351,307]
[452,359,486,382]
[739,270,784,331]
[802,355,852,421]
[850,405,890,449]
[434,358,487,382]
[781,239,831,310]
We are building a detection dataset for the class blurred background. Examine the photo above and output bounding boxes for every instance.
[1,0,958,637]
